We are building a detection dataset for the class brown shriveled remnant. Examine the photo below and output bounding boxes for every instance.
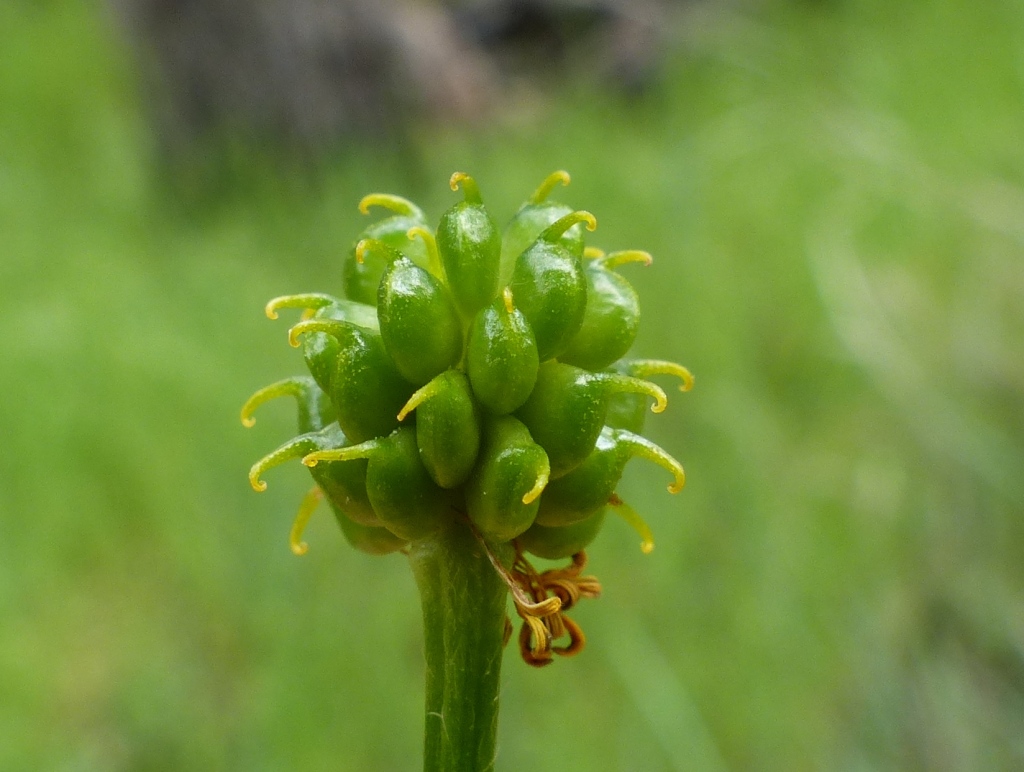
[510,548,602,667]
[469,518,601,667]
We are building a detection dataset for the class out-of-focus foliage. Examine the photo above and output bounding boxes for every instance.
[2,0,1023,769]
[110,0,665,157]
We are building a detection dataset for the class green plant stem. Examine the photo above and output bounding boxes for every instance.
[409,521,510,772]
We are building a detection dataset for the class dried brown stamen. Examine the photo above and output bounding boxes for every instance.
[467,524,603,667]
[518,619,554,667]
[551,614,586,657]
[469,521,562,617]
[505,546,603,667]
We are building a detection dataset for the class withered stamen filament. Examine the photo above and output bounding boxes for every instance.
[469,521,562,617]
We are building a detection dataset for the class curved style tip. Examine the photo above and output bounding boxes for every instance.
[290,486,323,556]
[528,170,571,204]
[241,377,314,429]
[407,226,443,277]
[644,383,669,413]
[355,239,370,264]
[603,374,668,415]
[609,494,656,554]
[600,250,653,269]
[619,430,685,494]
[651,392,668,414]
[249,466,268,492]
[287,318,349,349]
[449,171,468,191]
[666,459,687,493]
[628,359,695,393]
[522,465,549,505]
[542,210,598,242]
[357,193,423,218]
[248,434,320,493]
[265,293,337,321]
[449,171,482,203]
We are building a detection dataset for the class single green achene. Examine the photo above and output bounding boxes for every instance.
[399,369,481,489]
[534,425,685,527]
[305,427,451,541]
[375,246,464,385]
[500,170,584,282]
[436,173,502,318]
[343,193,430,305]
[243,172,693,771]
[288,317,411,443]
[466,288,540,415]
[508,210,596,361]
[559,248,651,371]
[465,415,550,541]
[515,360,668,478]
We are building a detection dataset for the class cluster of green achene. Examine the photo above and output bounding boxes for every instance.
[243,171,692,666]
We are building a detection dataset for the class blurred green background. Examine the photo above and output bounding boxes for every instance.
[3,0,1023,769]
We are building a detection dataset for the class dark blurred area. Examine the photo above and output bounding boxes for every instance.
[110,0,671,159]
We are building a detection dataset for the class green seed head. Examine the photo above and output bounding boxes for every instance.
[244,172,693,666]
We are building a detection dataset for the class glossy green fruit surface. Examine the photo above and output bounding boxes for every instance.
[466,290,539,415]
[465,416,549,542]
[559,250,650,371]
[377,253,463,385]
[501,170,583,282]
[515,361,668,478]
[400,369,481,489]
[245,172,690,563]
[518,510,607,560]
[343,194,429,305]
[508,211,595,361]
[436,173,501,317]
